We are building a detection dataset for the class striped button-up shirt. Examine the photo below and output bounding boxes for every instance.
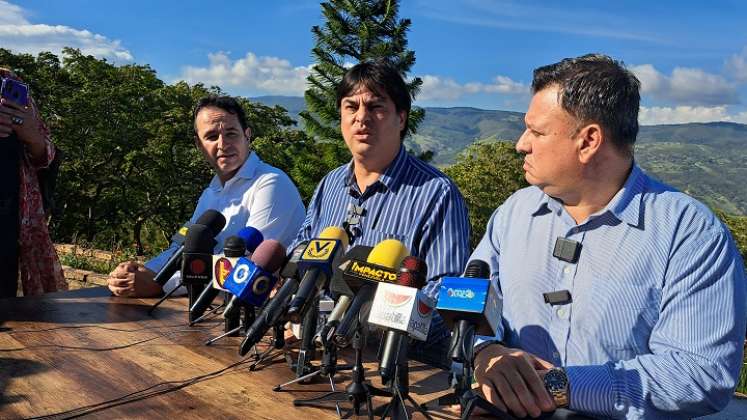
[292,146,470,297]
[470,163,746,419]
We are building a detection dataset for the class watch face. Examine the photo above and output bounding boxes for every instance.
[545,368,568,392]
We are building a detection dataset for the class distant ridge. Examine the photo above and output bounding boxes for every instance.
[251,96,747,215]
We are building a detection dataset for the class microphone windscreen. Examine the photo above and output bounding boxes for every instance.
[464,259,489,278]
[250,239,287,272]
[237,226,264,253]
[398,256,427,289]
[319,226,349,249]
[184,224,215,252]
[195,209,226,235]
[223,235,246,258]
[367,239,408,269]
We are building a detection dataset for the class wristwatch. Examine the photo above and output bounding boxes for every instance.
[543,367,569,408]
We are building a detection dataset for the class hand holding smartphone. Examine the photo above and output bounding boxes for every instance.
[1,78,29,108]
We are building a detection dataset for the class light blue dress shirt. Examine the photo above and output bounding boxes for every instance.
[470,163,746,419]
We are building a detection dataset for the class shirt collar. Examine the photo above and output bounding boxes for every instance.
[343,145,409,193]
[532,162,645,228]
[208,151,259,191]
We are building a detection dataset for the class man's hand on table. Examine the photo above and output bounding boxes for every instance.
[107,261,161,298]
[473,343,556,418]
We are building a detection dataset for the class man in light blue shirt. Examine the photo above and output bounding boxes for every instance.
[470,54,746,419]
[107,95,305,297]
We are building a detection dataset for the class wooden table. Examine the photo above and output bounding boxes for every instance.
[0,287,591,419]
[0,287,454,419]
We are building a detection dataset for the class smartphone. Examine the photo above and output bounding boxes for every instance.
[0,77,29,107]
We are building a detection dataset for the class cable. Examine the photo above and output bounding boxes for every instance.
[26,358,253,420]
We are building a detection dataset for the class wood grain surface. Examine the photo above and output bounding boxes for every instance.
[0,287,457,419]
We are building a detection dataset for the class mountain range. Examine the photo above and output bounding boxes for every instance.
[254,96,747,215]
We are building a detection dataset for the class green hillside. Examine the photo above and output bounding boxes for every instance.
[252,96,747,215]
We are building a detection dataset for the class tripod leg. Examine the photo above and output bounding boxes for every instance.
[188,302,225,326]
[273,368,321,391]
[205,325,242,345]
[329,373,342,418]
[148,281,182,315]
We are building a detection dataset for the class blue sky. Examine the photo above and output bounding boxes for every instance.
[3,0,747,124]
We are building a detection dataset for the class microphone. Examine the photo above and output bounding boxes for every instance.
[285,226,349,324]
[222,239,287,319]
[369,256,432,382]
[190,235,246,323]
[154,209,226,286]
[190,226,265,323]
[436,260,501,361]
[181,224,218,322]
[330,240,409,347]
[236,226,264,255]
[239,241,309,355]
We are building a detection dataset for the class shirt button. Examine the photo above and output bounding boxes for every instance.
[614,402,626,412]
[556,307,568,319]
[563,266,572,274]
[553,351,560,359]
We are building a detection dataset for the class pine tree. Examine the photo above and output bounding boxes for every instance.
[300,0,425,142]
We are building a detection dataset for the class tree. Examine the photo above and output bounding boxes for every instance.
[0,48,313,255]
[300,0,425,143]
[445,141,528,248]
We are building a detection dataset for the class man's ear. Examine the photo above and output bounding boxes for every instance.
[577,123,603,164]
[398,110,407,132]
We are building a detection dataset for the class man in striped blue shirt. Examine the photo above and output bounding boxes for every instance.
[292,60,471,366]
[470,54,746,419]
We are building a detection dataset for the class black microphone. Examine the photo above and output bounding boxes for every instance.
[285,226,349,324]
[189,235,247,323]
[330,241,407,347]
[153,209,226,286]
[239,241,308,355]
[376,256,429,383]
[181,224,217,322]
[436,260,501,361]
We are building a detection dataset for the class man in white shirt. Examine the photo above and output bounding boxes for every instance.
[107,95,305,297]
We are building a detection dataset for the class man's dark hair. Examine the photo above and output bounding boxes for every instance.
[532,54,640,149]
[336,60,411,140]
[192,95,249,134]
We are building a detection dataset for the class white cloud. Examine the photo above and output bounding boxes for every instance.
[639,105,747,125]
[631,64,739,106]
[418,74,528,101]
[176,51,312,96]
[0,1,133,62]
[725,47,747,83]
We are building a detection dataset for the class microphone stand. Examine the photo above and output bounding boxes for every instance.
[147,280,184,316]
[281,294,319,378]
[421,321,516,420]
[375,334,431,420]
[204,303,256,347]
[249,323,288,371]
[287,313,390,419]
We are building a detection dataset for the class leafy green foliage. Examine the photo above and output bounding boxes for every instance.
[0,48,310,255]
[300,0,424,143]
[445,141,528,248]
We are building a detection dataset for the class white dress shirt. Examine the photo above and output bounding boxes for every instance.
[144,151,305,293]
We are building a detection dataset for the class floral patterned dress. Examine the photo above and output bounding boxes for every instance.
[3,75,68,296]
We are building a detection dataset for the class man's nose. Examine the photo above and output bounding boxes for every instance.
[354,105,370,124]
[516,130,531,153]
